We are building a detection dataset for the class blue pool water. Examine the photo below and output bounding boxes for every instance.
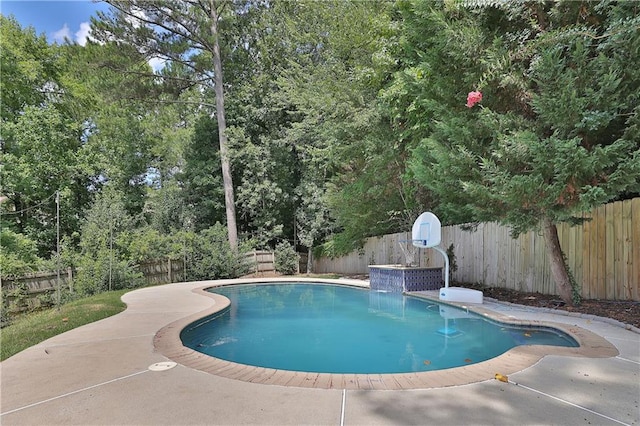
[180,283,578,374]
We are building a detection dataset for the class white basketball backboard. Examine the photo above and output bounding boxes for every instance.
[411,212,441,248]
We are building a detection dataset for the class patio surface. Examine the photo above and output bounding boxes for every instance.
[1,278,638,425]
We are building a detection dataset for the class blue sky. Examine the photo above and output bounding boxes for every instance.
[0,0,109,45]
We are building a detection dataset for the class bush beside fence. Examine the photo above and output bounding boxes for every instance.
[2,259,185,314]
[3,249,311,314]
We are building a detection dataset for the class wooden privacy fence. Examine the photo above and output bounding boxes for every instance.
[243,250,309,274]
[5,249,312,309]
[1,268,75,297]
[313,198,639,301]
[2,258,185,293]
[244,250,275,273]
[2,258,185,313]
[137,258,185,285]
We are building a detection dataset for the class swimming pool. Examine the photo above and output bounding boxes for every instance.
[180,283,577,374]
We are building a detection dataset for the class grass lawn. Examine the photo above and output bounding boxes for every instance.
[1,289,128,361]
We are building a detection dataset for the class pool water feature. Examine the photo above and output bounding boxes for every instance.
[180,283,578,374]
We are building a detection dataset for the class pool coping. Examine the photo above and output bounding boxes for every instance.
[153,278,619,390]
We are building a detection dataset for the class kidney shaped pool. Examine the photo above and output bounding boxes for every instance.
[180,283,577,374]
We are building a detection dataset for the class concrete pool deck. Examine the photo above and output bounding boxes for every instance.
[1,278,639,425]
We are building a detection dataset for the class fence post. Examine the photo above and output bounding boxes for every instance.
[254,251,258,273]
[67,267,74,294]
[168,258,173,283]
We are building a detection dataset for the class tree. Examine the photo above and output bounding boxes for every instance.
[74,186,141,295]
[209,1,237,249]
[92,0,239,248]
[0,17,97,255]
[0,16,59,123]
[0,229,43,278]
[394,1,640,305]
[179,115,226,232]
[269,0,415,256]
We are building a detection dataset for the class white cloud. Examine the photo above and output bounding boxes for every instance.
[75,22,92,46]
[148,56,167,73]
[126,7,147,29]
[52,22,94,46]
[52,24,71,44]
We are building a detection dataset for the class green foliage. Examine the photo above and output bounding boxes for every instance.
[124,227,183,264]
[183,224,251,281]
[271,0,417,251]
[179,115,225,232]
[0,17,96,256]
[145,180,187,234]
[274,241,299,276]
[393,1,640,232]
[3,0,637,286]
[2,282,30,315]
[73,187,142,295]
[0,15,60,122]
[230,129,296,248]
[295,181,335,251]
[389,0,640,304]
[0,229,42,277]
[74,252,143,296]
[1,103,86,255]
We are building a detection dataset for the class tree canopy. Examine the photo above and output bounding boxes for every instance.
[1,1,638,303]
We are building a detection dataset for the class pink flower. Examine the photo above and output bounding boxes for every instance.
[466,91,482,108]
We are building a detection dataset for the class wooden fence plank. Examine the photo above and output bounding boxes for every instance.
[456,225,466,278]
[605,203,616,300]
[562,221,577,296]
[613,201,624,300]
[596,204,607,299]
[591,205,601,298]
[457,226,464,277]
[573,213,584,299]
[465,225,473,279]
[4,259,185,313]
[586,208,595,298]
[520,230,532,292]
[509,231,520,291]
[620,199,632,300]
[472,223,481,283]
[633,198,640,301]
[500,224,511,288]
[582,210,594,299]
[511,231,520,291]
[535,228,552,295]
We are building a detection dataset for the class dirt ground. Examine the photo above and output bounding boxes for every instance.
[461,282,640,329]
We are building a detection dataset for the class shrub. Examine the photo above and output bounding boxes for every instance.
[122,227,183,264]
[0,230,43,278]
[74,251,143,296]
[274,241,299,275]
[184,224,251,280]
[3,282,29,315]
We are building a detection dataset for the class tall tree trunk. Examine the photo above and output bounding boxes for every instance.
[210,0,238,250]
[306,248,313,275]
[542,217,574,306]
